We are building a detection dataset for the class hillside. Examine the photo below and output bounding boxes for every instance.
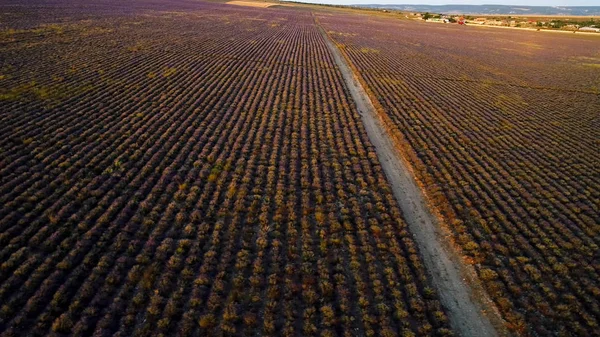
[359,4,600,16]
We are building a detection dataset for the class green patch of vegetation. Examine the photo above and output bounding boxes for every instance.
[549,18,597,29]
[162,67,177,78]
[0,24,64,41]
[360,47,379,54]
[0,80,94,102]
[0,81,37,101]
[127,42,147,52]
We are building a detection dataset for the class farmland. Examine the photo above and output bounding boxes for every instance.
[1,0,599,336]
[0,1,453,336]
[317,10,600,336]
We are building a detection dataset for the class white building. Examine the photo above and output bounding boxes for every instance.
[579,26,600,33]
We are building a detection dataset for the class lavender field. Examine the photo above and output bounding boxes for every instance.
[0,1,453,336]
[1,0,599,336]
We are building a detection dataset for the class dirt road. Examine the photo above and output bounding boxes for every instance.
[316,19,506,337]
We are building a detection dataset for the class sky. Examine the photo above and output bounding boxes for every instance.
[285,0,600,6]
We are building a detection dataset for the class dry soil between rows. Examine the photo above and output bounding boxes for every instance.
[316,19,504,337]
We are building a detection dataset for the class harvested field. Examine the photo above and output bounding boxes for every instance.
[226,1,274,8]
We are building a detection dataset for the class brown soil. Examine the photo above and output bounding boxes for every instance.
[226,1,274,8]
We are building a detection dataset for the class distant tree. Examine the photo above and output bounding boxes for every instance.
[423,12,432,20]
